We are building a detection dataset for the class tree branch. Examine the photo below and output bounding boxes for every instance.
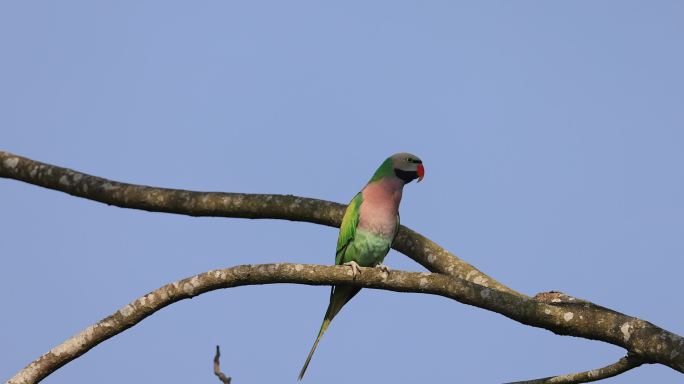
[0,151,519,297]
[5,263,683,384]
[506,354,645,384]
[3,152,684,383]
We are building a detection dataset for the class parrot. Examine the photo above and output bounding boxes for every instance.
[298,152,425,380]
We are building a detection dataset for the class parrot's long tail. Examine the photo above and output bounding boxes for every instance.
[298,285,360,380]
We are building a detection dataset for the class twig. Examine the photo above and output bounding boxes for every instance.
[506,354,646,384]
[214,345,231,384]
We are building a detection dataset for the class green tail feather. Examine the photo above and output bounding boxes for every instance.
[298,286,360,380]
[298,317,330,380]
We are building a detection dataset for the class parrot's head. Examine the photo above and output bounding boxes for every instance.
[390,152,424,184]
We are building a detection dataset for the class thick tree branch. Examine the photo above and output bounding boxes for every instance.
[507,354,645,384]
[0,151,519,296]
[6,263,684,384]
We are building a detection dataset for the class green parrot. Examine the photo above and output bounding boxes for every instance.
[298,152,425,380]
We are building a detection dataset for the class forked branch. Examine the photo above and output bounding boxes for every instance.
[2,151,682,384]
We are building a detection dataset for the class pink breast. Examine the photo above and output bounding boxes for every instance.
[358,177,404,237]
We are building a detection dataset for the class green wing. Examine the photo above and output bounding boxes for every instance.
[391,211,401,247]
[335,192,363,265]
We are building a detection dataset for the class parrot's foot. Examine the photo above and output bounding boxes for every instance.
[343,261,361,279]
[376,264,391,279]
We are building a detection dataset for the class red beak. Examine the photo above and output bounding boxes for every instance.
[416,163,425,182]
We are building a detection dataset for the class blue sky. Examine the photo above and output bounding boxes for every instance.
[1,1,683,383]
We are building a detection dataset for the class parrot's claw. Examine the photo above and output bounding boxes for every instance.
[376,264,391,279]
[343,261,361,279]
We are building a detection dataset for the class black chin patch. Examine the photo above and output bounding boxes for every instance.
[395,169,418,183]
